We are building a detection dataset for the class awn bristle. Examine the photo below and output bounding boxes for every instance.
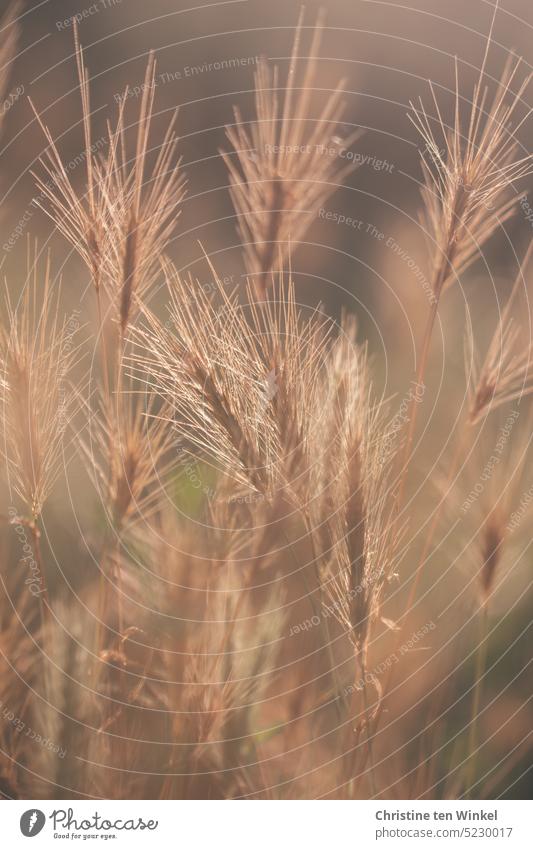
[0,249,80,518]
[410,10,533,297]
[32,36,185,335]
[314,323,398,656]
[132,260,339,513]
[1,4,532,802]
[466,242,533,424]
[77,385,176,532]
[222,9,360,298]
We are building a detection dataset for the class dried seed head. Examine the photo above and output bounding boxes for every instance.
[466,242,533,425]
[32,38,185,333]
[469,375,497,425]
[77,388,176,532]
[222,10,360,298]
[130,262,329,501]
[313,321,399,653]
[441,411,532,608]
[0,250,80,517]
[479,511,505,603]
[411,4,533,295]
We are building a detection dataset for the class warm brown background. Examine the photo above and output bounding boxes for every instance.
[0,0,532,799]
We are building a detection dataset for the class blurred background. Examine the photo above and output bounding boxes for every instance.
[0,0,532,798]
[2,0,532,404]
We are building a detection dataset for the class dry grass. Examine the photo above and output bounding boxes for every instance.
[222,9,359,299]
[0,5,532,801]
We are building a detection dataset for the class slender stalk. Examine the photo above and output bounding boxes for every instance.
[359,652,378,797]
[374,431,468,739]
[405,429,468,618]
[395,290,441,511]
[294,515,378,795]
[95,545,109,656]
[369,274,446,742]
[95,282,128,646]
[95,534,124,654]
[465,603,489,797]
[113,538,124,638]
[282,525,348,723]
[29,520,51,706]
[95,285,111,408]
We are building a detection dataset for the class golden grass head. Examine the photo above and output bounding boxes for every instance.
[77,385,177,533]
[222,9,360,298]
[410,4,533,295]
[466,242,533,425]
[0,248,80,518]
[32,35,186,336]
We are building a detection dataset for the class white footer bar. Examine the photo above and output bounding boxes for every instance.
[5,800,529,847]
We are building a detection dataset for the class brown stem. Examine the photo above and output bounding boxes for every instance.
[29,521,51,705]
[395,291,441,512]
[369,268,447,741]
[95,285,112,406]
[114,539,124,639]
[359,652,378,797]
[283,524,348,724]
[2,513,51,643]
[405,427,469,619]
[304,517,354,718]
[465,603,489,798]
[378,393,474,738]
[95,534,124,655]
